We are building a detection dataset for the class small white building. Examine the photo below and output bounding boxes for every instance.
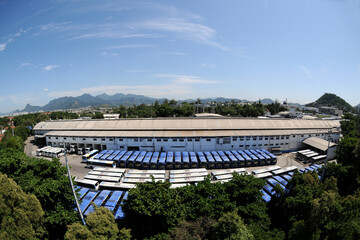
[104,114,120,119]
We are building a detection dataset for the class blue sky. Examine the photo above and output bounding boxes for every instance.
[0,0,359,113]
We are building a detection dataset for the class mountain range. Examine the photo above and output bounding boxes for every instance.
[8,92,358,114]
[16,94,280,113]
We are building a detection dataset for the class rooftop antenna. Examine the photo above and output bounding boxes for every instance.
[64,143,86,226]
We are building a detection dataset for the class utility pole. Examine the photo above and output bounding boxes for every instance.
[321,129,332,182]
[64,144,86,225]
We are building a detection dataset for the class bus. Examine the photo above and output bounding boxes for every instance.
[197,152,208,168]
[84,190,111,215]
[104,191,123,212]
[150,152,159,169]
[93,150,107,160]
[158,152,166,169]
[250,150,265,166]
[174,152,182,169]
[127,151,140,168]
[77,191,98,213]
[134,151,147,169]
[75,177,99,190]
[100,150,115,160]
[166,152,174,169]
[217,151,231,168]
[189,152,198,168]
[210,151,222,169]
[107,150,121,160]
[142,152,153,169]
[76,186,90,200]
[225,151,238,168]
[261,149,277,164]
[82,149,99,162]
[119,151,133,167]
[113,151,127,165]
[256,149,272,165]
[244,150,259,166]
[237,150,252,167]
[115,192,129,220]
[182,152,190,169]
[204,152,216,169]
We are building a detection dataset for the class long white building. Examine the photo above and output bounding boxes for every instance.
[33,118,341,152]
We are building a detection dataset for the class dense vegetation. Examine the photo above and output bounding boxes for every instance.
[307,93,356,113]
[0,113,359,239]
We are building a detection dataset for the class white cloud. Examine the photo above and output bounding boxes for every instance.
[155,74,220,84]
[43,65,59,71]
[200,63,216,68]
[101,51,118,57]
[131,18,229,51]
[0,43,6,52]
[299,66,314,79]
[20,62,32,66]
[104,44,155,49]
[43,88,49,92]
[164,52,188,56]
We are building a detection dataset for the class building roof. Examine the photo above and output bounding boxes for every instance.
[303,137,337,152]
[34,118,340,132]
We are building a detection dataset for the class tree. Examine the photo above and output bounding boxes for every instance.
[122,180,186,239]
[170,216,215,240]
[211,211,254,240]
[0,172,45,239]
[65,207,119,240]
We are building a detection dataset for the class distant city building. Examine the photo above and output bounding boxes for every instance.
[319,107,343,117]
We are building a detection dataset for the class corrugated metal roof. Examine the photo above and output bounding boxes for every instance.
[34,118,340,131]
[303,137,337,151]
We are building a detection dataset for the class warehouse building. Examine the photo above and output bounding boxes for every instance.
[33,118,341,153]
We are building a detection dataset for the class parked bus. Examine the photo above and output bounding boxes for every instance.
[182,152,190,169]
[134,151,147,169]
[166,152,174,169]
[115,192,129,220]
[237,150,252,167]
[107,150,121,160]
[210,151,222,168]
[113,151,127,165]
[82,149,99,162]
[225,151,238,168]
[197,152,208,168]
[189,152,198,168]
[84,190,111,215]
[77,191,98,213]
[93,150,107,160]
[127,151,140,168]
[174,152,182,169]
[204,152,216,169]
[104,191,123,212]
[75,177,99,190]
[217,151,231,168]
[119,151,133,167]
[76,186,90,200]
[100,150,114,160]
[150,152,159,169]
[142,152,153,169]
[158,152,166,169]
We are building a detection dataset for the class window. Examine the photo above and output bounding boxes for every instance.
[265,137,268,140]
[195,138,200,142]
[101,138,105,141]
[264,144,268,146]
[246,145,250,147]
[270,137,274,140]
[246,137,251,140]
[147,138,152,142]
[82,138,86,141]
[232,137,238,141]
[252,137,257,140]
[292,135,296,138]
[223,137,231,144]
[239,137,244,141]
[156,139,161,142]
[281,136,284,139]
[73,138,76,140]
[164,138,168,142]
[252,144,256,147]
[118,138,123,141]
[240,145,244,147]
[276,136,280,140]
[179,139,184,142]
[109,138,114,141]
[206,138,211,142]
[172,139,178,142]
[56,137,58,139]
[301,135,304,137]
[187,138,192,142]
[48,137,51,139]
[134,138,139,142]
[286,136,289,139]
[259,144,262,146]
[259,137,263,140]
[93,138,97,141]
[280,143,284,145]
[64,137,67,140]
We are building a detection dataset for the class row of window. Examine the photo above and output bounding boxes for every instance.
[47,134,326,142]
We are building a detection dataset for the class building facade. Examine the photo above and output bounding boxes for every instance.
[33,118,341,152]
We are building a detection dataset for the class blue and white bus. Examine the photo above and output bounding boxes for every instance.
[113,151,127,165]
[93,150,107,160]
[84,190,111,215]
[237,150,252,167]
[204,152,216,169]
[107,150,121,160]
[158,152,166,169]
[210,151,222,169]
[100,150,114,160]
[189,152,198,168]
[104,191,123,212]
[197,152,208,168]
[119,151,133,167]
[150,152,159,169]
[82,149,99,162]
[115,192,129,220]
[127,151,140,168]
[134,151,147,169]
[78,191,98,213]
[182,152,190,169]
[166,152,174,169]
[217,151,231,168]
[225,151,238,168]
[174,152,182,169]
[142,152,153,169]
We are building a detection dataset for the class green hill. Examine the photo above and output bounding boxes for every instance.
[307,93,355,113]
